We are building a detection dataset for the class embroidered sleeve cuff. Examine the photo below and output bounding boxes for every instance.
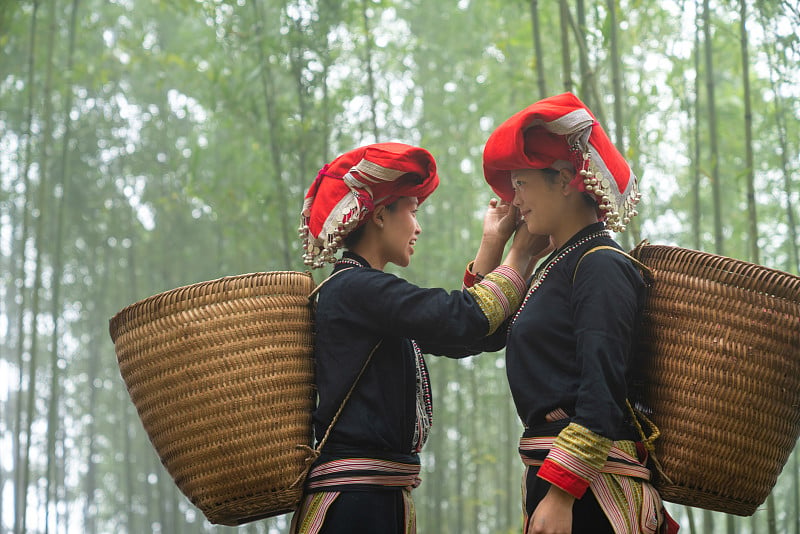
[538,422,612,499]
[465,265,526,334]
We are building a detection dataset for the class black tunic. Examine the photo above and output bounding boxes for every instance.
[505,222,646,440]
[312,252,496,455]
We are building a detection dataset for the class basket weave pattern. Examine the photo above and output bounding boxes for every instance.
[630,244,800,516]
[109,271,315,526]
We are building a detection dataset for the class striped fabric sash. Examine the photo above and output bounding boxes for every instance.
[519,436,669,534]
[291,457,421,534]
[305,457,422,491]
[519,436,651,480]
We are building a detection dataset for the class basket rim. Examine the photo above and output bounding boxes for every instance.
[632,242,800,301]
[108,270,314,343]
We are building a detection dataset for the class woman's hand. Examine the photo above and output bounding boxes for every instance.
[510,223,552,258]
[469,199,518,279]
[509,223,553,278]
[481,198,517,245]
[527,485,575,534]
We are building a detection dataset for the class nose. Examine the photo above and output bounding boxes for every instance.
[512,190,522,207]
[414,219,421,235]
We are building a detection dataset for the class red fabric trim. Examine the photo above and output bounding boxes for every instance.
[663,508,680,534]
[463,261,477,288]
[537,458,590,499]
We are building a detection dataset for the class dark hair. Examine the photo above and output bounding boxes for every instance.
[542,167,597,209]
[343,200,399,249]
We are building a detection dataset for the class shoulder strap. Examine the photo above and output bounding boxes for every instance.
[308,266,353,301]
[572,245,654,285]
[293,267,381,487]
[292,340,381,488]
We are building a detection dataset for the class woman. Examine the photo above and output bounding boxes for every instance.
[293,142,544,534]
[468,93,679,534]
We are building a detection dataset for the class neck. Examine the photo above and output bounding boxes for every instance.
[551,211,600,250]
[348,244,386,271]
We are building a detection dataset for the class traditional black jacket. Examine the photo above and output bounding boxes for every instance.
[502,222,647,498]
[312,252,524,458]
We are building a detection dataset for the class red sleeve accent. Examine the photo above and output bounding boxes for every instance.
[537,459,590,499]
[463,261,477,288]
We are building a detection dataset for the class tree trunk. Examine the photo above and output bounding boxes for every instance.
[692,0,702,251]
[455,362,464,534]
[45,2,80,532]
[558,0,573,92]
[563,0,605,125]
[20,0,54,529]
[361,0,380,142]
[251,0,292,268]
[703,509,714,533]
[469,366,479,533]
[83,245,114,534]
[740,0,759,263]
[606,0,630,248]
[702,0,724,255]
[686,505,697,533]
[726,514,735,534]
[13,4,40,533]
[767,493,776,534]
[575,0,592,109]
[757,11,798,273]
[289,13,311,192]
[529,0,547,99]
[431,360,445,532]
[793,446,799,534]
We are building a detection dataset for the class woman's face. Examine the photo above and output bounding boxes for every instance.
[510,169,563,236]
[380,196,421,267]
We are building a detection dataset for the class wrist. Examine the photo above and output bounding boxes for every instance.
[502,248,534,277]
[479,234,508,250]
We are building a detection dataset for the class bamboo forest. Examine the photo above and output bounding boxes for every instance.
[1,0,800,532]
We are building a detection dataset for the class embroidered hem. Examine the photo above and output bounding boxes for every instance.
[519,435,678,534]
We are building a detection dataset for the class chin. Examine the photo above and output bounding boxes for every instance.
[394,255,411,268]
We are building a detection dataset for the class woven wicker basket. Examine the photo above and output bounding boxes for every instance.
[628,243,800,516]
[109,271,316,526]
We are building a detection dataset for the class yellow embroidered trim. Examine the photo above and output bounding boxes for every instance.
[466,266,524,334]
[549,422,612,481]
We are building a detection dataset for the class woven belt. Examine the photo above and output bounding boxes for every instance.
[306,457,422,492]
[519,435,651,480]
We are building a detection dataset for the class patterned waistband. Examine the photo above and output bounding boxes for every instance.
[519,435,651,481]
[306,457,422,492]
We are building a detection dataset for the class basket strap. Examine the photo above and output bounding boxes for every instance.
[308,267,354,301]
[572,245,654,285]
[573,245,671,484]
[625,401,674,485]
[292,340,383,489]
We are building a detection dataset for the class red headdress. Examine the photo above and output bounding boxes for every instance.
[300,142,439,268]
[482,92,640,232]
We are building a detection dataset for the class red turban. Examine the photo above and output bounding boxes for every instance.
[482,92,640,232]
[300,142,439,268]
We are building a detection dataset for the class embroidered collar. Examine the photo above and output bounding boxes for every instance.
[334,252,371,270]
[511,224,609,329]
[539,222,607,269]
